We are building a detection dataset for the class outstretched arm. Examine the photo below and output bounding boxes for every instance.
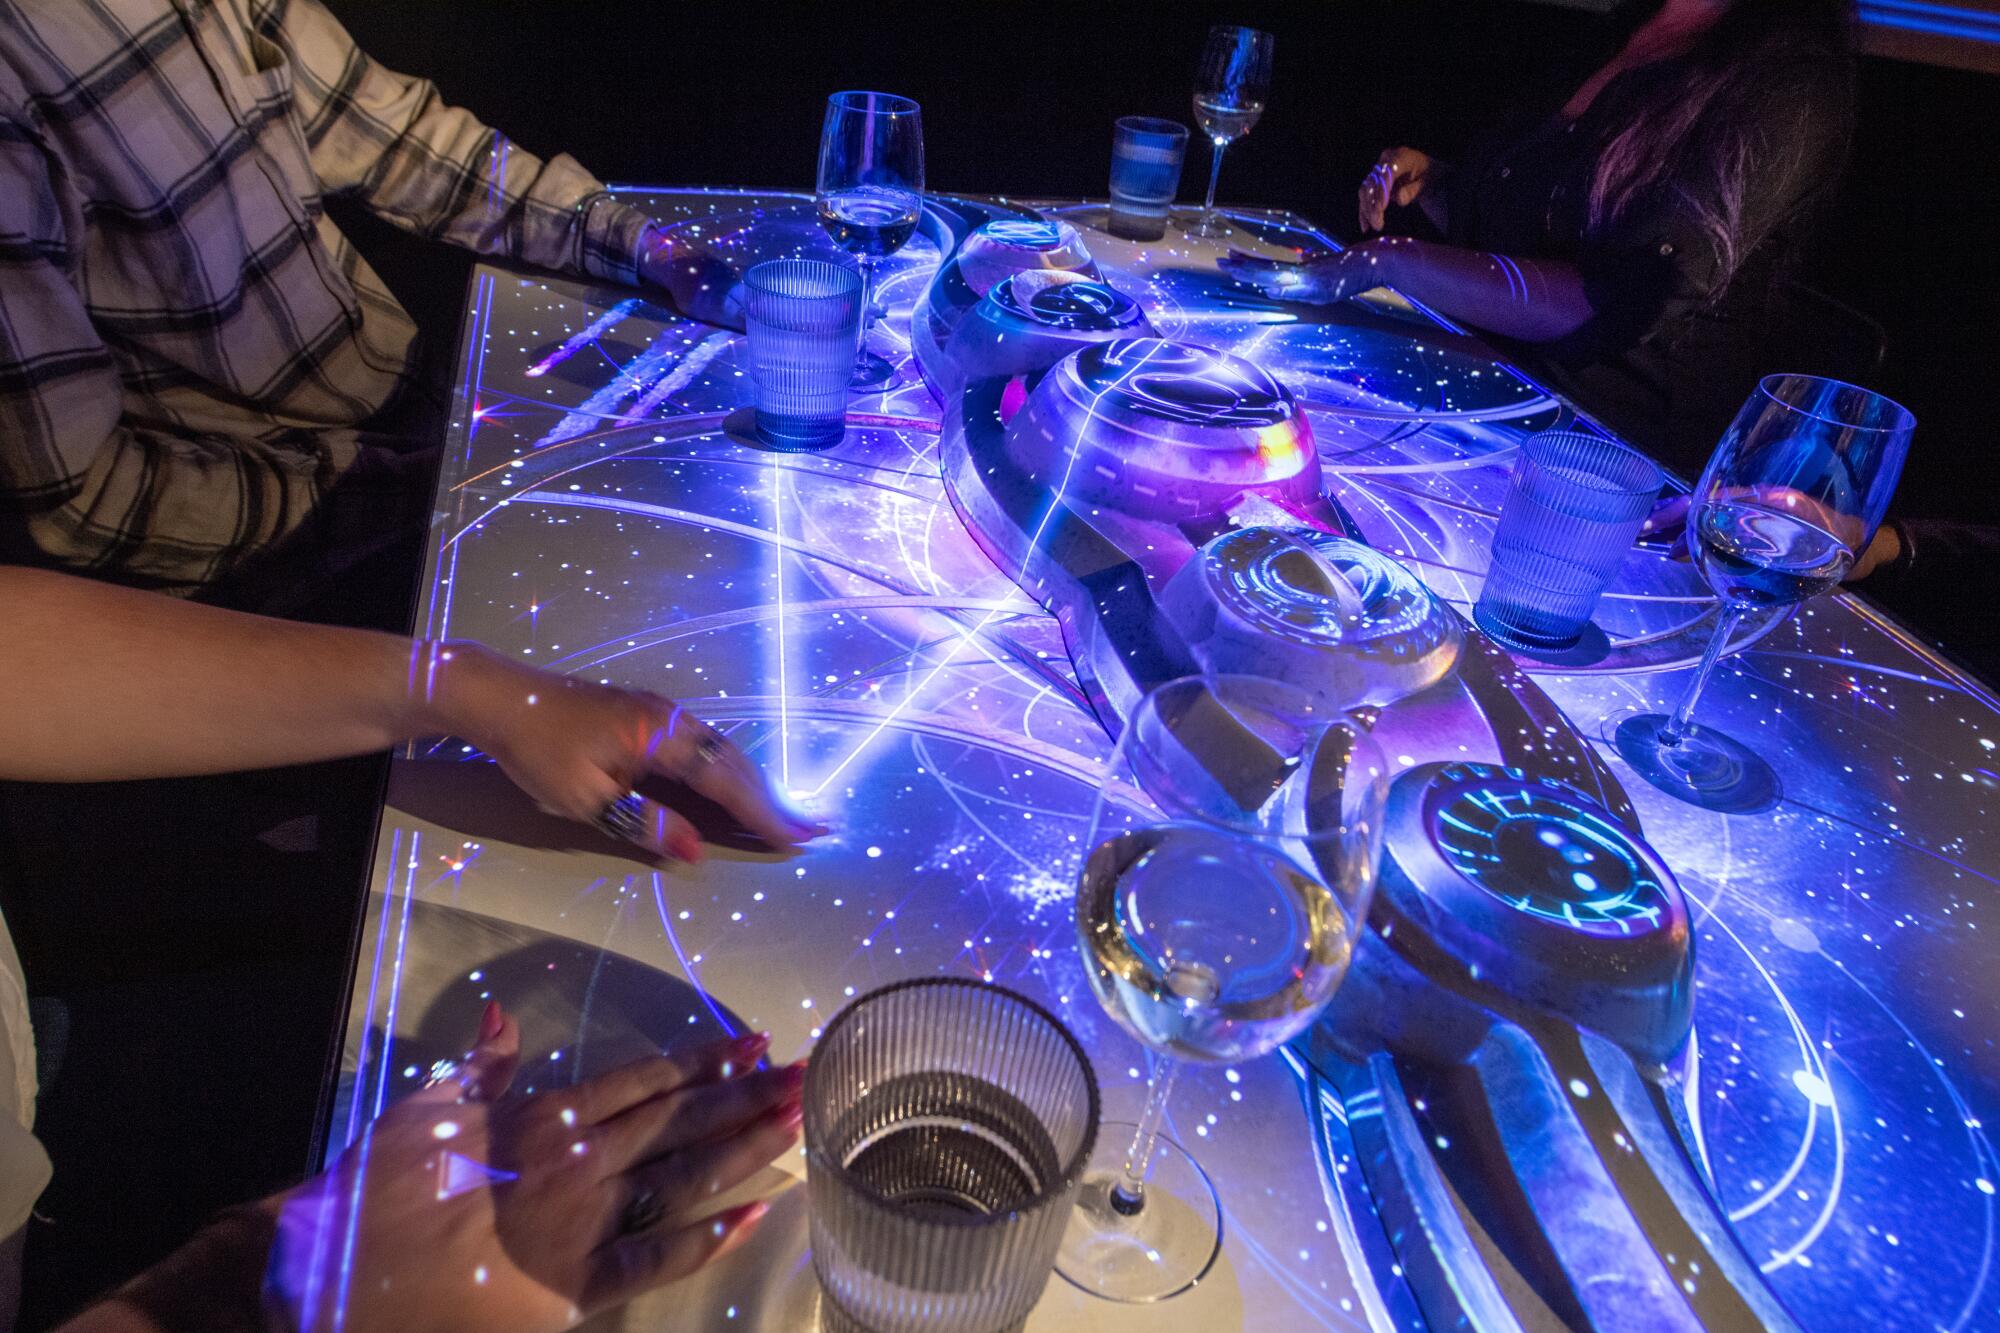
[0,567,817,853]
[261,0,738,324]
[1221,237,1599,343]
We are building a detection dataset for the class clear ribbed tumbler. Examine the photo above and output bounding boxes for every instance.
[744,258,864,452]
[804,978,1100,1333]
[1108,116,1188,241]
[1474,430,1664,653]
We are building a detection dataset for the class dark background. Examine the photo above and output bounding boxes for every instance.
[12,0,1997,1325]
[328,0,1999,524]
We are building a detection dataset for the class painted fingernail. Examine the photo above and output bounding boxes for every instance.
[776,1100,806,1133]
[724,1032,772,1065]
[478,999,504,1043]
[670,829,705,863]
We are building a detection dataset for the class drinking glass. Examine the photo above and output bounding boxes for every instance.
[1187,25,1274,239]
[1108,116,1188,242]
[1474,430,1664,655]
[816,91,925,390]
[1057,674,1387,1302]
[805,978,1100,1333]
[1614,374,1914,812]
[743,259,864,451]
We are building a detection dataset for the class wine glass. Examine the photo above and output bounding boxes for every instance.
[1057,674,1387,1302]
[1186,25,1274,239]
[815,91,925,390]
[1615,374,1914,812]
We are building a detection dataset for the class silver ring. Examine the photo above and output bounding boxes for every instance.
[621,1185,667,1234]
[422,1058,478,1100]
[594,789,649,842]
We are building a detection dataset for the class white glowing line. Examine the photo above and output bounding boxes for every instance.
[804,341,1170,799]
[771,461,792,792]
[1685,881,1847,1269]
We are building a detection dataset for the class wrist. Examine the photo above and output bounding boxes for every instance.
[406,640,517,747]
[1353,236,1407,287]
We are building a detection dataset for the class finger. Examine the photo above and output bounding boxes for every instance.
[1366,164,1395,231]
[622,1097,804,1217]
[687,759,810,851]
[595,1061,806,1174]
[583,1200,769,1314]
[410,1003,521,1105]
[1638,494,1692,542]
[1218,249,1278,273]
[568,1032,771,1126]
[631,794,704,864]
[1392,177,1424,207]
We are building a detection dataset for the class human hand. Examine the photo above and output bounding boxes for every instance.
[266,1007,803,1333]
[1218,242,1397,306]
[638,229,746,332]
[1640,489,1873,579]
[421,643,822,860]
[1359,147,1436,233]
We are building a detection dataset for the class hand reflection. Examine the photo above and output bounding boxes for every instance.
[268,1007,803,1332]
[638,229,747,332]
[1218,244,1393,306]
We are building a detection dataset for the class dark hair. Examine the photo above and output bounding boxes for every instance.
[1587,0,1856,286]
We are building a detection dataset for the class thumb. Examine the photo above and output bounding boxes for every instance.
[412,1001,522,1104]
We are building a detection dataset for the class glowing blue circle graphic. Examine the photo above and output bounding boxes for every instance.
[991,274,1141,331]
[975,219,1070,250]
[1426,766,1671,937]
[1204,529,1438,649]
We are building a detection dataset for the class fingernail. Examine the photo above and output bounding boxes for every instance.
[725,1032,772,1065]
[776,1100,806,1133]
[478,999,504,1043]
[777,1060,809,1089]
[670,829,705,863]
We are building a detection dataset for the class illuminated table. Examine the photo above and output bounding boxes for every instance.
[324,189,2000,1331]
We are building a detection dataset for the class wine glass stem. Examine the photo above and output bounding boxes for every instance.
[1202,141,1228,226]
[853,256,878,376]
[1658,603,1749,749]
[1109,1056,1181,1215]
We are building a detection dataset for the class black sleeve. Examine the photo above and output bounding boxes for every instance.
[1554,69,1847,361]
[1854,518,2000,685]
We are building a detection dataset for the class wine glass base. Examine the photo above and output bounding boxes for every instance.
[1179,213,1233,240]
[1054,1123,1223,1303]
[1613,714,1783,814]
[847,349,898,391]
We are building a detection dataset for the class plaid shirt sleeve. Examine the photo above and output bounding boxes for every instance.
[0,103,343,586]
[258,0,655,285]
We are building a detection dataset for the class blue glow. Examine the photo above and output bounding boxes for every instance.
[1859,0,2000,43]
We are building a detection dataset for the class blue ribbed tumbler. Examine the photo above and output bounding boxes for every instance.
[745,259,863,451]
[1108,116,1188,241]
[1474,430,1664,653]
[805,978,1100,1333]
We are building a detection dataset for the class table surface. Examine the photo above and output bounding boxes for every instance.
[324,189,2000,1332]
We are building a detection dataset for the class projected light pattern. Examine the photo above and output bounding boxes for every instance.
[324,190,2000,1332]
[990,273,1138,329]
[1430,773,1670,936]
[1206,530,1436,648]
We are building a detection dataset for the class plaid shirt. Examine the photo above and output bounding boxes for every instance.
[0,0,657,587]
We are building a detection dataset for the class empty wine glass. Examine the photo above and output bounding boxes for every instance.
[816,91,925,390]
[1057,674,1386,1302]
[1186,25,1274,239]
[1615,374,1914,812]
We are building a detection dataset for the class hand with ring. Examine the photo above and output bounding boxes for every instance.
[1219,241,1399,307]
[419,643,823,862]
[250,1005,804,1333]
